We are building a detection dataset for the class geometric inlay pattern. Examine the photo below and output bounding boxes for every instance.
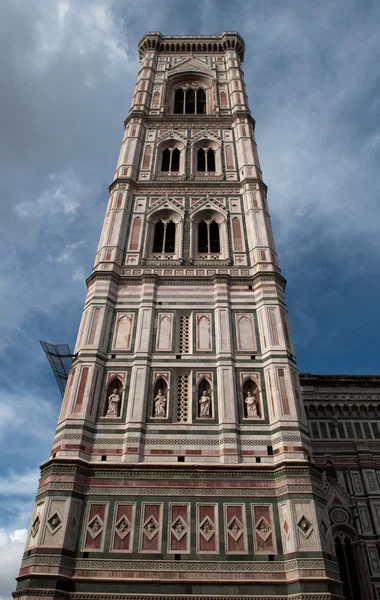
[87,515,104,540]
[171,516,187,541]
[31,515,40,538]
[227,516,244,541]
[199,516,215,541]
[143,516,159,541]
[115,515,131,540]
[47,511,63,535]
[255,516,272,542]
[297,515,313,539]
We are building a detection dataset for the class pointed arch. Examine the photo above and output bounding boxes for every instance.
[152,377,168,418]
[104,377,123,417]
[197,376,212,418]
[161,148,171,171]
[152,90,160,106]
[242,378,260,418]
[174,88,184,113]
[113,313,134,350]
[220,90,228,107]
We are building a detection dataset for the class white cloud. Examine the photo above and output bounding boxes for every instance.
[0,388,57,444]
[0,528,28,599]
[15,171,85,218]
[57,239,85,263]
[0,471,40,497]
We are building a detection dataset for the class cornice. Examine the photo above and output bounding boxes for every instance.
[124,110,255,130]
[86,269,286,290]
[39,456,320,479]
[137,31,245,62]
[109,176,265,195]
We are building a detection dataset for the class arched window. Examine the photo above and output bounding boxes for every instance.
[207,148,215,171]
[209,221,220,252]
[174,88,184,113]
[185,88,195,113]
[165,221,175,252]
[334,535,362,600]
[153,221,164,252]
[197,148,216,172]
[198,221,208,253]
[171,148,180,171]
[161,147,180,172]
[153,220,176,254]
[173,87,207,114]
[198,220,220,253]
[197,88,206,113]
[197,149,206,172]
[161,148,170,171]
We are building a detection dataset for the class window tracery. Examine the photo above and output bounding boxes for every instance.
[173,86,207,114]
[161,147,180,172]
[189,201,230,264]
[197,148,216,172]
[152,219,176,254]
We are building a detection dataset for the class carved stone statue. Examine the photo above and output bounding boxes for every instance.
[245,390,259,417]
[154,388,167,417]
[106,387,121,416]
[199,389,211,417]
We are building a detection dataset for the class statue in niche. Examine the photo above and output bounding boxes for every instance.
[199,389,211,417]
[154,388,167,417]
[245,390,259,417]
[106,387,121,416]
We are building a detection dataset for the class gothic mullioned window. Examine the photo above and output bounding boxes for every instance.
[153,219,176,253]
[161,148,180,172]
[198,220,220,253]
[174,87,207,114]
[197,148,216,172]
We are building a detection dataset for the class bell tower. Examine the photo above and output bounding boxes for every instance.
[14,33,343,600]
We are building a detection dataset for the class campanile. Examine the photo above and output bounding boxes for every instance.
[14,33,343,600]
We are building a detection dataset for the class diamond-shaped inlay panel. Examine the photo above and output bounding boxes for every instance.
[143,516,159,540]
[297,515,313,538]
[255,516,272,542]
[31,515,40,538]
[87,515,103,539]
[199,516,215,541]
[227,516,244,541]
[47,512,62,535]
[283,520,289,535]
[115,515,131,540]
[171,516,187,541]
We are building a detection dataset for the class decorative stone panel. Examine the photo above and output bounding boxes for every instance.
[139,502,163,553]
[196,503,219,554]
[167,503,190,554]
[110,502,136,553]
[251,504,277,555]
[82,502,108,551]
[224,503,248,554]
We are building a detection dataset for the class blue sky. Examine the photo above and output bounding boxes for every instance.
[1,0,380,596]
